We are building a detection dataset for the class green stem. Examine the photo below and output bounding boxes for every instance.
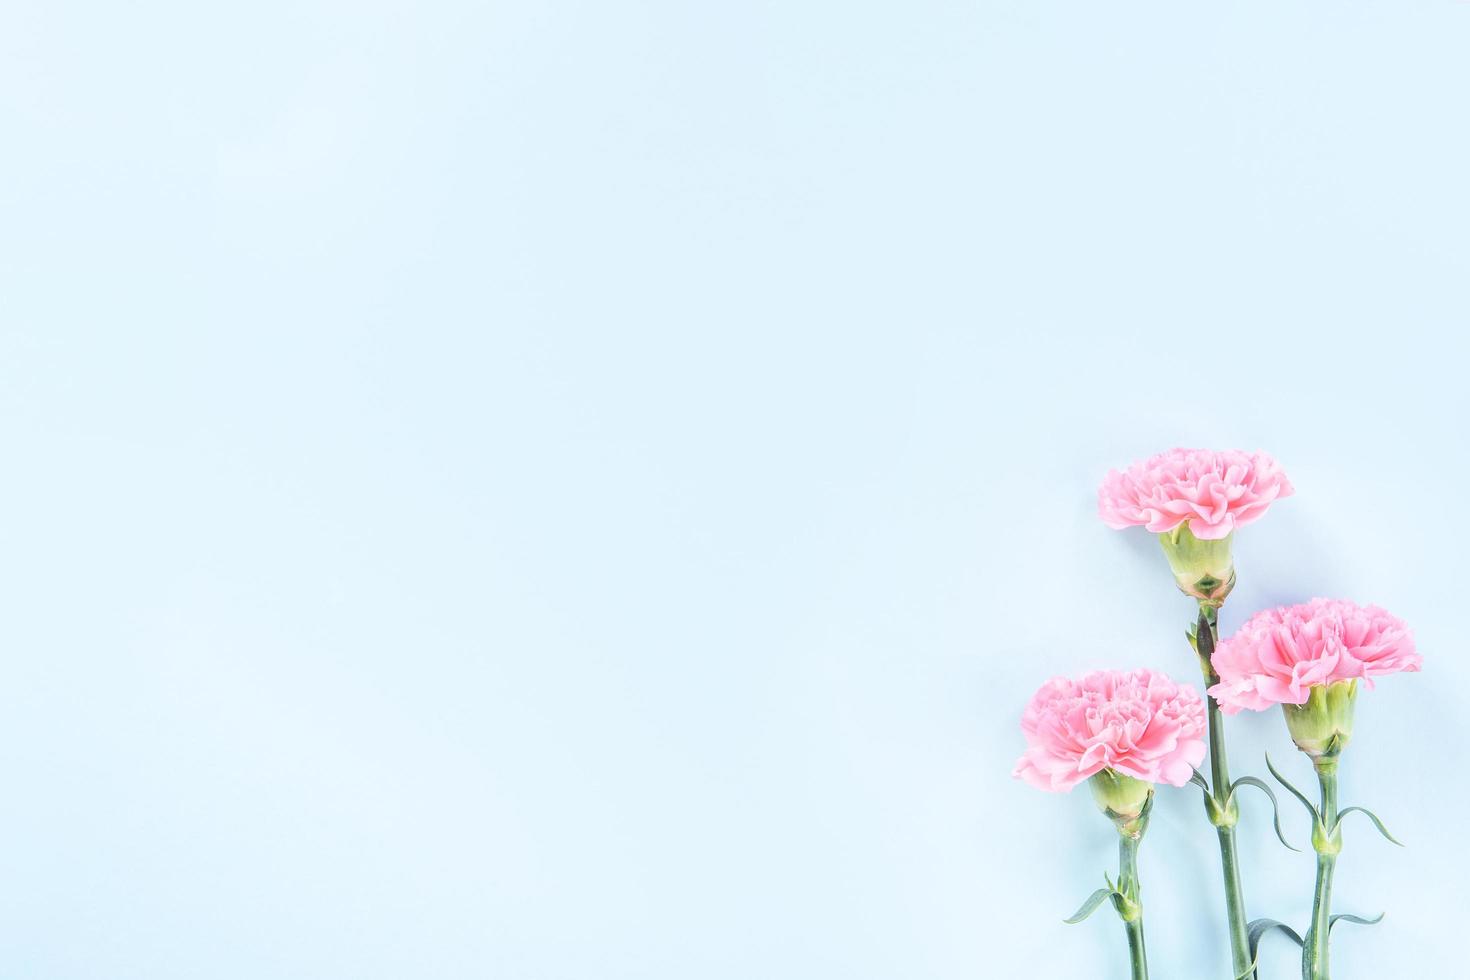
[1195,606,1253,979]
[1303,761,1340,980]
[1215,822,1250,977]
[1125,917,1148,980]
[1118,829,1150,980]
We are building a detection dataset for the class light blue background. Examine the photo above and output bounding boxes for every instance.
[3,1,1467,977]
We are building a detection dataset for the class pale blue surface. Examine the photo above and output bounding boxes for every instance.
[3,2,1468,977]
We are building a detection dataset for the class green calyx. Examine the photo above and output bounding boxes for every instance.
[1158,525,1235,607]
[1283,680,1358,761]
[1090,769,1155,838]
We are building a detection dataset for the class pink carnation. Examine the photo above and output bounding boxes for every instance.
[1014,669,1207,792]
[1098,448,1294,540]
[1209,598,1421,713]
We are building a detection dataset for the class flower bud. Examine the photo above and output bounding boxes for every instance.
[1282,679,1358,760]
[1158,525,1235,607]
[1089,769,1155,837]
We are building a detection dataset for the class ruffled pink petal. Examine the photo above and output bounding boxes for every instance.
[1014,669,1207,793]
[1208,598,1419,712]
[1098,449,1292,539]
[1159,738,1207,787]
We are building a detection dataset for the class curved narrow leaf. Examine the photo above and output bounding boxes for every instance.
[1064,887,1114,924]
[1231,776,1301,851]
[1189,768,1216,820]
[1265,752,1319,823]
[1249,917,1304,948]
[1235,918,1304,980]
[1196,610,1216,657]
[1329,912,1385,932]
[1190,768,1211,794]
[1335,806,1404,846]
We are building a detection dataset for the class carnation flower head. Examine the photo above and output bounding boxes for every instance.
[1098,448,1294,541]
[1014,668,1207,794]
[1208,598,1420,715]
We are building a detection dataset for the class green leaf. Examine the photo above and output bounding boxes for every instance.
[1265,752,1320,823]
[1196,609,1216,657]
[1236,918,1304,980]
[1335,806,1404,846]
[1190,768,1211,793]
[1329,912,1385,932]
[1230,776,1301,851]
[1064,887,1115,924]
[1249,917,1304,947]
